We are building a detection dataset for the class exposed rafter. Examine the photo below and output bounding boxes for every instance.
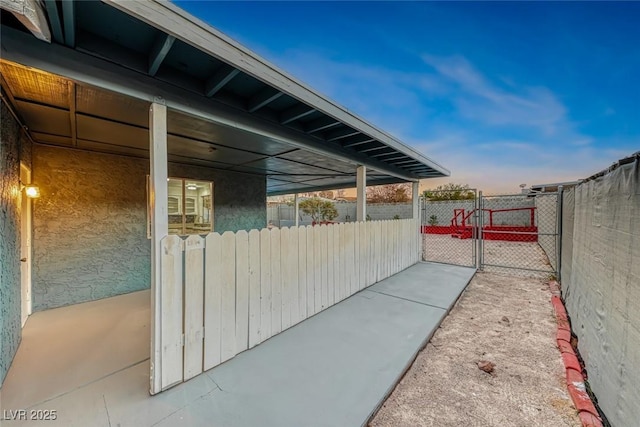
[390,159,420,166]
[342,137,375,148]
[370,150,397,158]
[325,127,360,142]
[148,33,175,76]
[248,86,283,113]
[279,103,315,125]
[379,155,410,162]
[360,145,389,153]
[204,65,239,97]
[305,116,340,134]
[61,0,75,48]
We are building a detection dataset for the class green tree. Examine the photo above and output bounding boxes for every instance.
[367,183,411,203]
[422,183,475,201]
[299,198,338,223]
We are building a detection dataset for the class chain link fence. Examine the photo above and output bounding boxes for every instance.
[479,193,558,278]
[421,190,478,268]
[421,190,561,278]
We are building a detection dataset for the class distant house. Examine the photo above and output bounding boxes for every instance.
[0,0,449,393]
[524,181,581,194]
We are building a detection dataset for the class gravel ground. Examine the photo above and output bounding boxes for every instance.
[370,236,579,427]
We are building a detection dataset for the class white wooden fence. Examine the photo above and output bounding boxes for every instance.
[159,218,421,390]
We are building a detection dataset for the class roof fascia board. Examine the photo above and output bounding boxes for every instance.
[267,177,406,197]
[1,26,420,181]
[103,0,450,177]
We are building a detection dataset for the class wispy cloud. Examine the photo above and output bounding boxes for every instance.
[270,49,638,194]
[422,54,567,135]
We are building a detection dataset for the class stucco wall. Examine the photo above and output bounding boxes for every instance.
[169,163,266,233]
[32,145,266,311]
[561,158,640,426]
[32,146,151,311]
[0,101,29,386]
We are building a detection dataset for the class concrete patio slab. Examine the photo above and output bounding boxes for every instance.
[368,261,476,308]
[1,290,150,410]
[0,262,475,427]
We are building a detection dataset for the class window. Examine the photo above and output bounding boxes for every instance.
[147,177,214,237]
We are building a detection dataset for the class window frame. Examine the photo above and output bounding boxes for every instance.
[146,176,214,238]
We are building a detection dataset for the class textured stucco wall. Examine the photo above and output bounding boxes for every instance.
[169,163,266,233]
[562,159,640,427]
[32,146,266,311]
[32,146,151,311]
[0,101,29,386]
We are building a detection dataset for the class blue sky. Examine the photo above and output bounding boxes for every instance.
[175,1,639,193]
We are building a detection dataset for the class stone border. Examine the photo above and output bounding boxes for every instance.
[548,280,603,427]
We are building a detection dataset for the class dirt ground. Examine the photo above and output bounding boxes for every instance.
[369,271,580,427]
[422,234,555,278]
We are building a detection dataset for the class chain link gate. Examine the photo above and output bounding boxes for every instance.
[478,191,561,278]
[421,189,479,268]
[421,188,562,278]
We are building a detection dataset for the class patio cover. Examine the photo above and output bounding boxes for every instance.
[0,0,449,195]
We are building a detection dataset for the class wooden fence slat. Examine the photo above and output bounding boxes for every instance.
[342,223,350,300]
[160,235,184,389]
[220,232,237,362]
[354,223,360,291]
[183,235,204,380]
[391,221,395,274]
[402,220,407,269]
[280,227,291,330]
[297,227,307,322]
[408,219,412,264]
[320,225,329,309]
[270,228,282,335]
[332,224,339,302]
[259,228,272,342]
[327,224,335,307]
[358,221,367,290]
[376,221,382,283]
[364,222,371,287]
[289,226,300,325]
[384,221,390,279]
[306,225,316,316]
[235,231,250,354]
[336,223,346,302]
[313,225,323,313]
[345,223,355,297]
[248,229,261,349]
[392,220,398,274]
[354,222,361,292]
[204,233,222,370]
[416,218,420,263]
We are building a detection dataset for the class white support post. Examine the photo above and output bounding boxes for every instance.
[356,166,366,222]
[294,193,299,227]
[412,181,420,220]
[149,100,169,395]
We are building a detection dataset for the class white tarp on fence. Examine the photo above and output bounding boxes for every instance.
[562,157,640,427]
